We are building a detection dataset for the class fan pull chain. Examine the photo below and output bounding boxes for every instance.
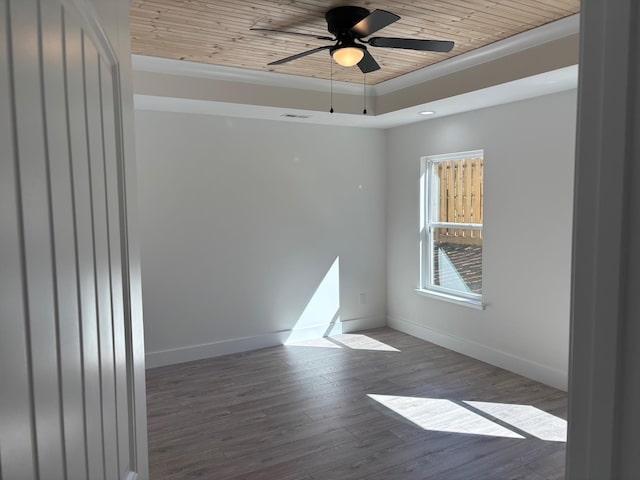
[329,56,334,113]
[363,73,367,115]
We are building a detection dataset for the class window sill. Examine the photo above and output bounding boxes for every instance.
[415,289,486,310]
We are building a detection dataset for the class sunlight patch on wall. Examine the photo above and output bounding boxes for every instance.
[282,257,400,351]
[285,257,340,344]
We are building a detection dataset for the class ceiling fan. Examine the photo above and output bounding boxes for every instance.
[251,6,454,73]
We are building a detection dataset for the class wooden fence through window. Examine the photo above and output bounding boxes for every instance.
[434,157,483,245]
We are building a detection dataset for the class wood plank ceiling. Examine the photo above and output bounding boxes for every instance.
[130,0,580,85]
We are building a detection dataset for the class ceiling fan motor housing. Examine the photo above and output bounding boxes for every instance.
[325,6,370,38]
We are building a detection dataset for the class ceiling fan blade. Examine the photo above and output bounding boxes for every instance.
[368,37,454,52]
[250,28,335,41]
[350,9,400,37]
[357,50,380,74]
[268,45,332,66]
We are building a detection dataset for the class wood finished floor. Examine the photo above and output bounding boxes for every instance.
[146,328,567,480]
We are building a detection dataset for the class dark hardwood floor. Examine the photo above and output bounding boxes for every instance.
[146,328,567,480]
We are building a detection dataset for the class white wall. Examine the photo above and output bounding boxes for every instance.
[135,111,387,366]
[386,90,577,390]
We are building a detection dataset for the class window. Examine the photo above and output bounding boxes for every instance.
[420,150,484,305]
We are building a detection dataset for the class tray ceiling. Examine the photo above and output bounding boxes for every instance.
[130,0,580,85]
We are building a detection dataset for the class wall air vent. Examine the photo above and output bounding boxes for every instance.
[281,113,311,119]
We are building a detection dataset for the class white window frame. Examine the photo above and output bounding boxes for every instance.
[419,150,484,307]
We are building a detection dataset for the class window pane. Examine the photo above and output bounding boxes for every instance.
[431,158,484,225]
[431,227,482,295]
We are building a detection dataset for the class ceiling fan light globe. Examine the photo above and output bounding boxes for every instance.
[332,46,365,67]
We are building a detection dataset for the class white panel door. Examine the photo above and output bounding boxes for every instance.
[0,0,144,479]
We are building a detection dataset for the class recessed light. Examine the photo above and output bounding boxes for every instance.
[419,110,436,116]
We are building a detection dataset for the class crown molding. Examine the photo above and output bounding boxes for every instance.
[131,55,364,96]
[135,65,577,130]
[375,14,580,95]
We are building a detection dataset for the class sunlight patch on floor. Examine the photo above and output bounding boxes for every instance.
[288,334,400,352]
[464,401,567,442]
[330,334,400,352]
[368,394,567,442]
[369,394,567,442]
[368,394,524,439]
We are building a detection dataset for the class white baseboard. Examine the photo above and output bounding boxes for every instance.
[145,316,385,368]
[387,315,568,391]
[341,315,387,332]
[145,331,288,368]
